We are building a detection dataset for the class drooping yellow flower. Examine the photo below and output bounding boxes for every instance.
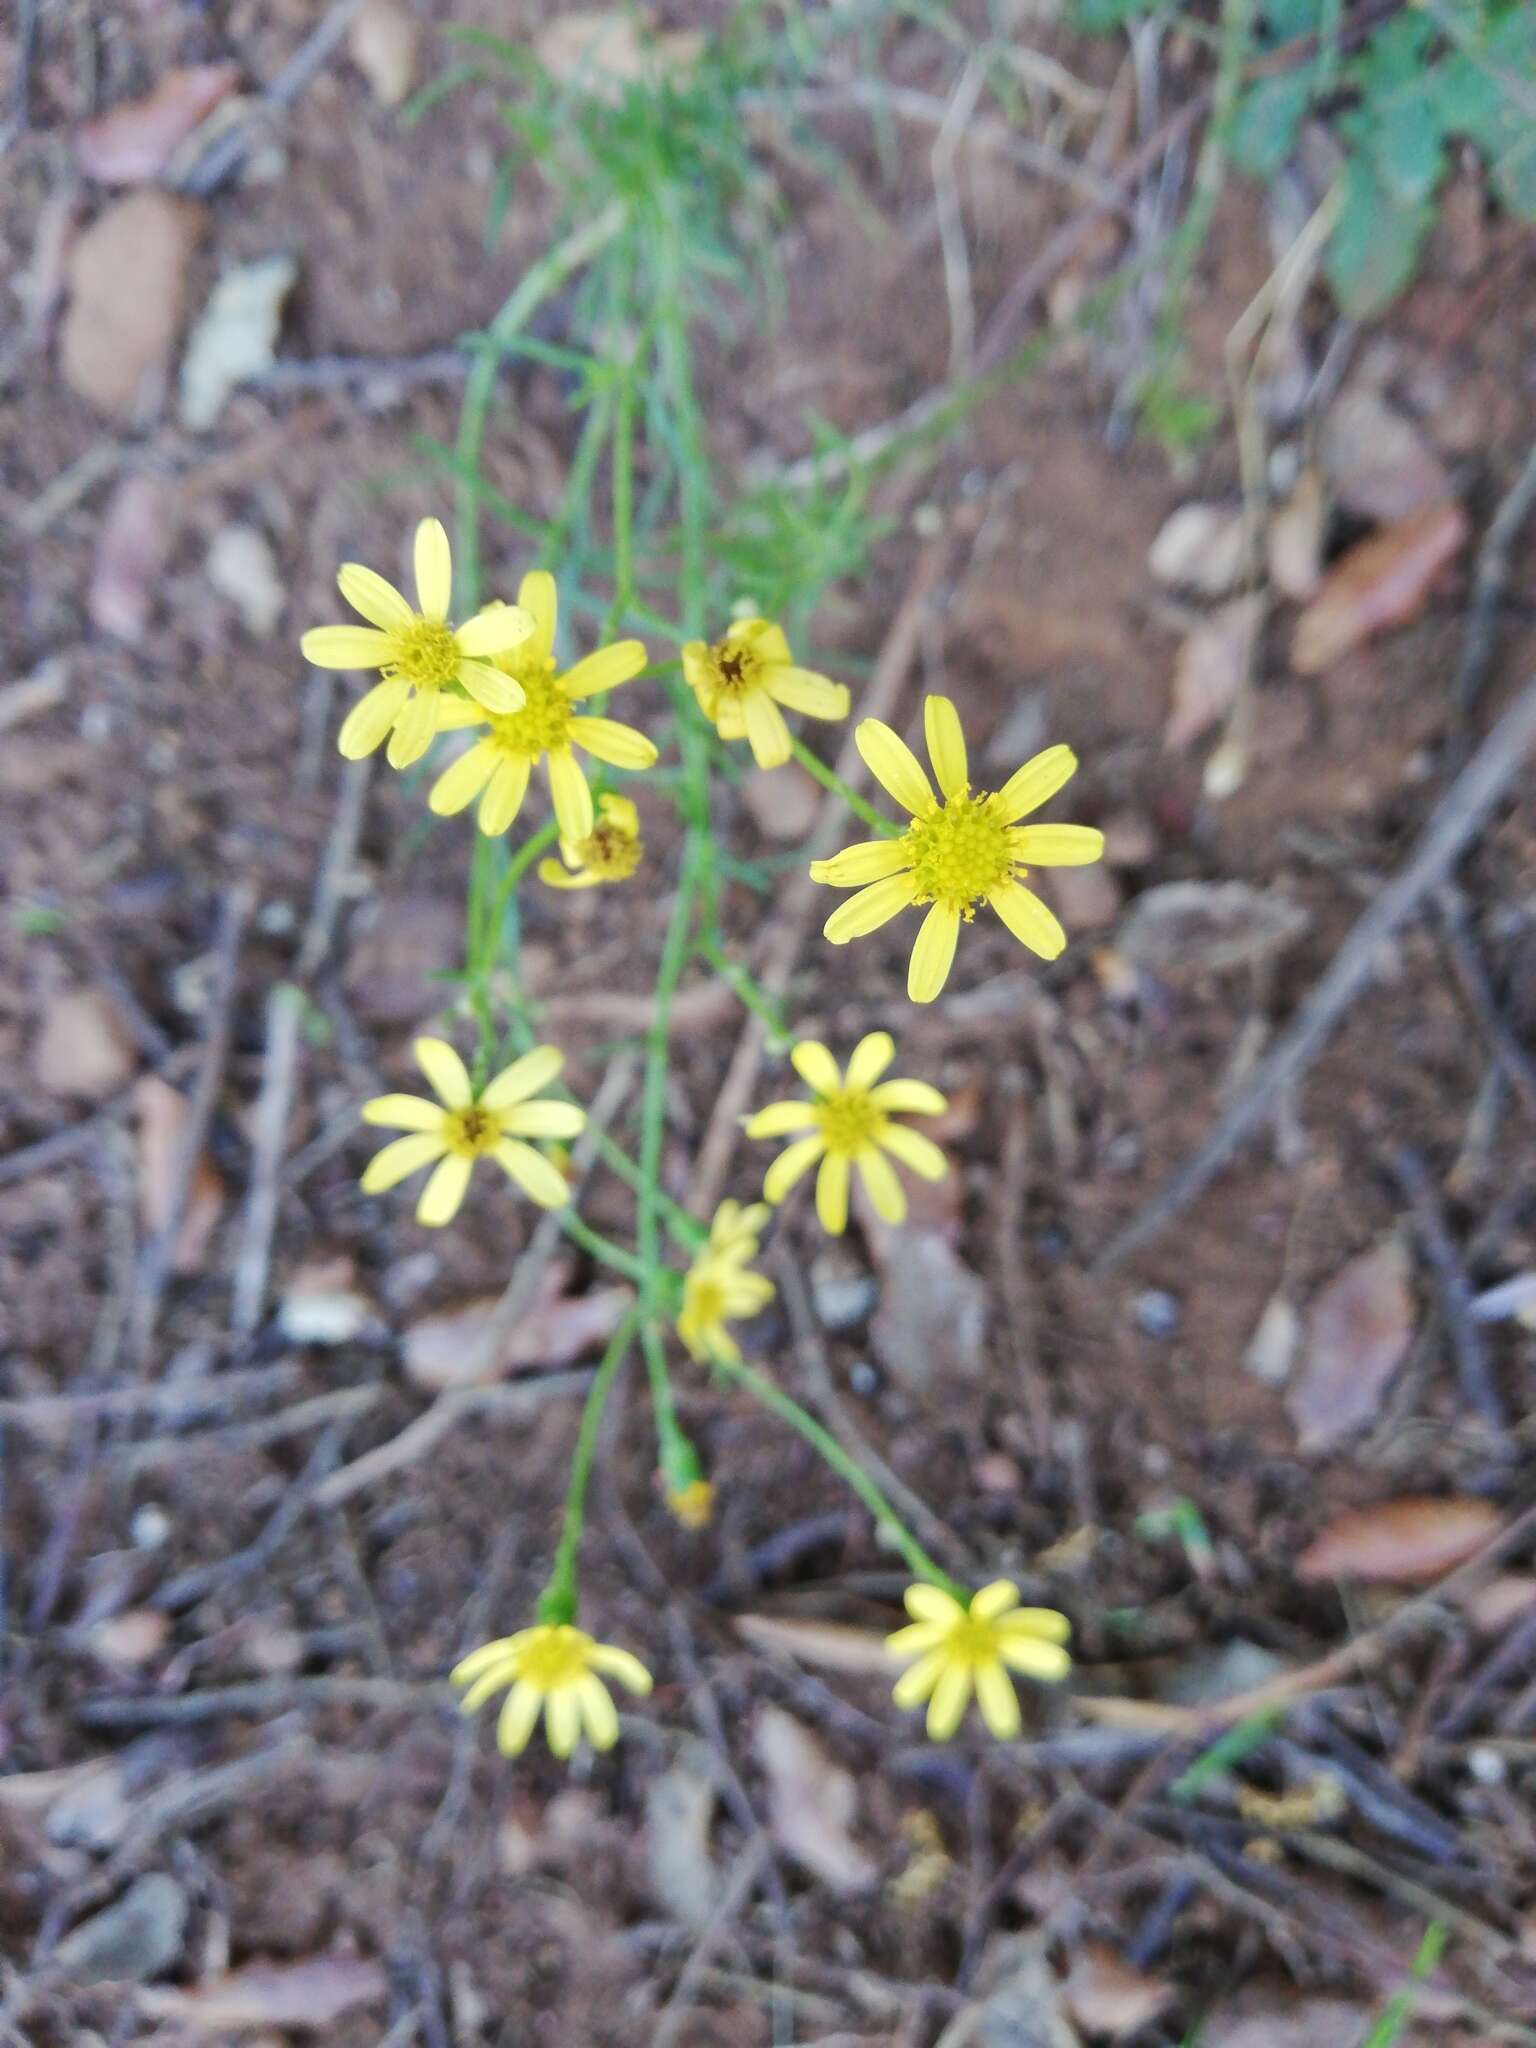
[683,617,849,769]
[667,1479,715,1529]
[360,1037,583,1227]
[886,1580,1071,1742]
[746,1032,947,1237]
[676,1200,775,1364]
[427,571,657,845]
[537,792,644,890]
[810,695,1105,1003]
[302,517,533,769]
[451,1624,652,1759]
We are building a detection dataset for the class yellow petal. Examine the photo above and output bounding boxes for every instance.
[790,1039,841,1097]
[434,696,489,731]
[1010,824,1105,867]
[989,882,1066,962]
[481,1044,563,1109]
[924,694,968,799]
[856,718,935,817]
[337,676,410,758]
[868,1078,947,1117]
[361,1093,443,1131]
[969,1580,1021,1623]
[732,617,790,664]
[904,1583,964,1625]
[765,666,849,720]
[995,1608,1073,1645]
[539,860,602,890]
[414,1037,472,1108]
[567,715,657,770]
[997,1636,1072,1682]
[891,1648,947,1709]
[336,564,414,634]
[498,1100,586,1140]
[459,660,524,713]
[599,793,639,836]
[457,1664,513,1714]
[429,739,499,816]
[974,1659,1022,1740]
[586,1643,653,1694]
[496,1681,543,1756]
[361,1131,447,1192]
[884,1621,946,1657]
[417,1151,474,1227]
[823,873,916,944]
[547,747,595,844]
[457,604,534,656]
[561,640,647,699]
[925,1662,972,1741]
[385,689,439,769]
[494,1139,569,1208]
[452,1633,534,1684]
[878,1124,949,1182]
[996,743,1077,823]
[303,624,396,671]
[907,903,959,1003]
[576,1674,619,1750]
[763,1133,824,1204]
[809,840,910,887]
[518,569,558,663]
[413,517,452,620]
[743,689,792,769]
[546,1687,582,1758]
[855,1145,905,1224]
[478,755,530,836]
[844,1031,894,1092]
[814,1151,850,1235]
[745,1100,819,1138]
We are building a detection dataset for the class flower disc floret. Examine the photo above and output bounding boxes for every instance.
[808,694,1106,1003]
[451,1623,652,1760]
[885,1580,1071,1742]
[539,794,644,891]
[359,1036,584,1227]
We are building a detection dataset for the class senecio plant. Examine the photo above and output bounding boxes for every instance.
[304,513,1102,1758]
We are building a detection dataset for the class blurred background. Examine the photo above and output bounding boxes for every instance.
[3,1,1536,2042]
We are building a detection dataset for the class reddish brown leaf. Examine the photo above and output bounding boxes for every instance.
[1164,593,1264,751]
[403,1267,632,1391]
[60,191,206,418]
[1297,1497,1500,1584]
[753,1706,876,1893]
[134,1074,225,1275]
[1287,1240,1415,1452]
[1319,389,1451,525]
[138,1955,385,2032]
[1063,1942,1175,2038]
[89,471,174,644]
[1291,500,1468,675]
[77,65,240,185]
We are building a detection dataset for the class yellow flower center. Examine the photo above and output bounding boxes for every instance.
[579,819,642,881]
[487,662,571,760]
[445,1104,501,1158]
[685,1272,727,1329]
[945,1615,1002,1666]
[902,794,1016,917]
[708,639,761,700]
[814,1088,886,1156]
[515,1625,592,1690]
[388,618,461,691]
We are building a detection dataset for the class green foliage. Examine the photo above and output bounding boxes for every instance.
[1078,0,1536,317]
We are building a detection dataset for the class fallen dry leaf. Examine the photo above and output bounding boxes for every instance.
[1291,499,1468,675]
[869,1226,989,1400]
[77,64,239,184]
[138,1955,386,2032]
[180,253,298,430]
[536,9,704,96]
[278,1257,378,1346]
[134,1074,225,1275]
[644,1761,719,1929]
[403,1267,632,1390]
[739,760,820,842]
[735,1612,895,1677]
[206,522,284,636]
[1062,1941,1174,2039]
[85,1609,171,1670]
[1164,594,1263,751]
[950,1934,1082,2048]
[1267,466,1327,601]
[89,470,174,644]
[1243,1291,1300,1387]
[1202,1997,1381,2048]
[754,1706,876,1893]
[1287,1239,1414,1453]
[0,660,69,735]
[1115,880,1311,980]
[60,191,206,418]
[347,0,422,106]
[1147,501,1247,595]
[1460,1575,1536,1633]
[1319,389,1451,525]
[1297,1497,1500,1584]
[32,987,135,1101]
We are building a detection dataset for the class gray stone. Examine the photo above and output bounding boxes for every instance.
[53,1873,189,1985]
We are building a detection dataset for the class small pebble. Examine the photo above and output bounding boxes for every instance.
[847,1359,879,1398]
[131,1504,172,1550]
[1134,1290,1182,1339]
[1467,1746,1507,1786]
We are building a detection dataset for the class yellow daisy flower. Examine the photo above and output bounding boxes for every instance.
[676,1200,775,1364]
[537,792,644,890]
[682,617,850,769]
[746,1032,948,1237]
[426,571,657,845]
[451,1623,652,1759]
[667,1479,715,1529]
[886,1580,1071,1742]
[302,517,533,770]
[809,695,1105,1003]
[360,1036,583,1227]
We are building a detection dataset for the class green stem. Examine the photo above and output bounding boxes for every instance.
[538,1306,640,1625]
[640,1320,685,1470]
[560,1210,649,1285]
[639,835,707,1284]
[789,735,900,838]
[696,936,793,1049]
[714,1354,968,1602]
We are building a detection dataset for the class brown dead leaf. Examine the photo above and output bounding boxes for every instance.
[1291,500,1468,675]
[1287,1239,1414,1452]
[32,987,135,1101]
[868,1226,989,1400]
[753,1706,876,1893]
[1164,594,1263,751]
[1202,1997,1381,2048]
[278,1257,378,1346]
[77,64,240,184]
[1267,466,1327,601]
[1115,880,1311,980]
[735,1613,895,1677]
[1062,1942,1174,2039]
[60,191,206,419]
[1460,1575,1536,1633]
[89,471,174,644]
[348,0,421,106]
[1297,1497,1501,1584]
[644,1761,719,1929]
[1147,502,1247,595]
[134,1075,225,1275]
[86,1609,171,1670]
[403,1267,632,1391]
[536,10,703,95]
[1319,389,1452,524]
[138,1955,386,2032]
